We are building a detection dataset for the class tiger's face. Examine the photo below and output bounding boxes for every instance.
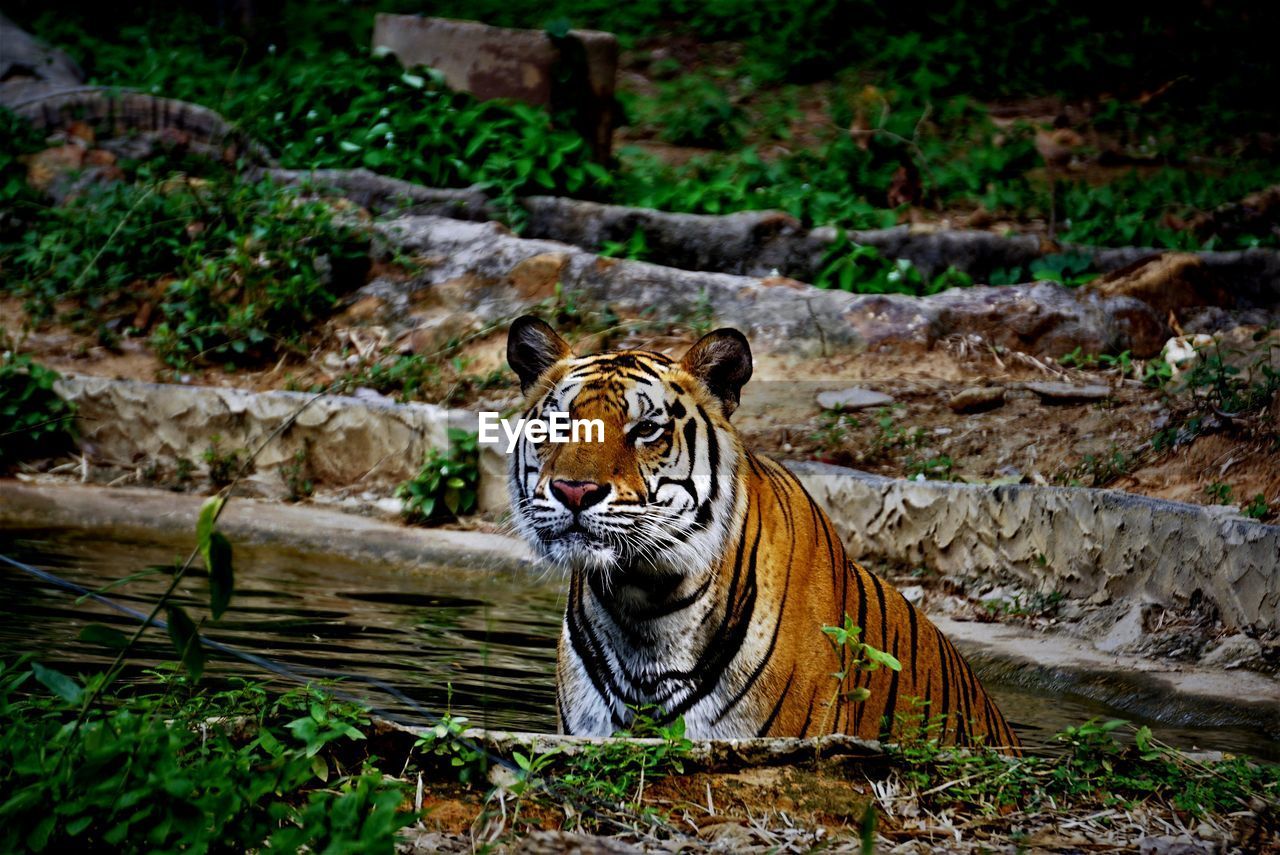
[506,317,753,579]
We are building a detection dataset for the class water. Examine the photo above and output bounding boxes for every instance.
[1,527,1276,761]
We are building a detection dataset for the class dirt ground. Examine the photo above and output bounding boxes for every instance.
[396,755,1273,854]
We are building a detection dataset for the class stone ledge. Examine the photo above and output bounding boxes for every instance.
[787,460,1280,633]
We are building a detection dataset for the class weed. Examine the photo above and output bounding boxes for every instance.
[1204,481,1233,504]
[555,706,693,806]
[0,660,411,853]
[982,591,1064,619]
[599,227,650,261]
[905,454,954,481]
[1243,493,1272,521]
[281,446,314,502]
[867,407,925,462]
[1143,359,1175,388]
[396,429,481,523]
[888,715,1280,817]
[1064,445,1134,487]
[203,436,247,488]
[819,613,902,736]
[0,349,77,471]
[413,709,489,785]
[810,408,860,452]
[174,457,195,485]
[640,72,746,149]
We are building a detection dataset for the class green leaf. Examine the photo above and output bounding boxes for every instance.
[205,531,234,619]
[31,662,82,704]
[863,646,903,672]
[311,754,329,782]
[196,495,225,548]
[165,605,204,681]
[78,623,130,649]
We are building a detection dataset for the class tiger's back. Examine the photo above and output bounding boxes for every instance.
[506,316,1019,753]
[729,452,1018,749]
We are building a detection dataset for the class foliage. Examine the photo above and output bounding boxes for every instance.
[0,350,77,471]
[0,662,411,853]
[0,489,413,853]
[281,447,315,502]
[1243,493,1272,521]
[414,711,489,785]
[891,715,1280,817]
[0,154,371,368]
[819,614,902,737]
[815,231,973,296]
[347,353,510,406]
[396,429,481,523]
[0,108,46,243]
[555,706,694,805]
[202,436,248,488]
[981,590,1064,620]
[810,408,860,452]
[642,72,745,149]
[905,453,955,481]
[147,179,371,368]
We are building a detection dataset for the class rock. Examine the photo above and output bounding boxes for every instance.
[372,15,619,161]
[1024,381,1112,402]
[508,252,570,299]
[25,144,86,192]
[400,311,483,356]
[1096,603,1147,653]
[899,585,925,605]
[816,387,894,412]
[948,386,1005,413]
[1200,634,1263,670]
[1089,253,1231,318]
[1162,333,1215,375]
[1137,835,1215,855]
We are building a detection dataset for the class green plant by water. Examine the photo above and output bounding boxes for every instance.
[397,428,481,523]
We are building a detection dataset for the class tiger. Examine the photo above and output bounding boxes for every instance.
[505,315,1020,753]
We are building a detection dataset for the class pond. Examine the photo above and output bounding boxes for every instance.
[2,526,1277,762]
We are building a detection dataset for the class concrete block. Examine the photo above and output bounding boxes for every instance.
[372,14,617,161]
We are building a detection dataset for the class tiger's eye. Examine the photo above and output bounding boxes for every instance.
[629,420,663,442]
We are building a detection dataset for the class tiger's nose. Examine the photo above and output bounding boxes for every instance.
[550,479,609,512]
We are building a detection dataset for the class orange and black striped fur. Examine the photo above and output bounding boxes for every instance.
[506,317,1019,753]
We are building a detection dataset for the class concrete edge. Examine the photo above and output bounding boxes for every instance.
[786,460,1280,632]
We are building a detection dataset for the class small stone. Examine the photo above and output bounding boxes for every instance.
[899,585,925,605]
[373,497,403,516]
[1024,381,1112,402]
[1200,634,1263,670]
[948,386,1005,413]
[816,387,894,412]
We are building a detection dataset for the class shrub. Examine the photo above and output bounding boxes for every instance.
[396,429,481,523]
[0,351,77,471]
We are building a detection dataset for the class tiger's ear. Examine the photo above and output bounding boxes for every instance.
[508,316,573,394]
[680,328,753,416]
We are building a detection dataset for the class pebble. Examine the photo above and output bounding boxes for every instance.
[815,387,894,412]
[1024,381,1112,402]
[1199,634,1263,669]
[948,386,1006,413]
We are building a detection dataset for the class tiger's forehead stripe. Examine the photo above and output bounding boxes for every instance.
[554,351,687,416]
